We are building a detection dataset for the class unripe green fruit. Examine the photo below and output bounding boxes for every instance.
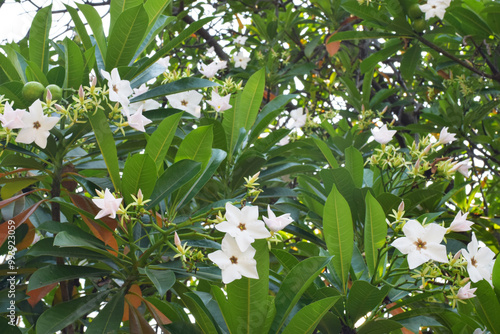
[44,84,63,102]
[22,81,45,104]
[413,18,427,33]
[408,3,423,19]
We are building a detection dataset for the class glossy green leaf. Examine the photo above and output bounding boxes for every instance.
[346,280,388,324]
[29,5,52,73]
[341,1,390,26]
[27,238,108,259]
[28,265,110,291]
[106,4,149,69]
[122,153,157,205]
[87,108,121,191]
[36,293,108,334]
[493,253,500,297]
[25,60,49,86]
[182,292,221,334]
[144,268,176,297]
[130,77,219,102]
[0,82,25,108]
[327,31,401,43]
[146,159,201,209]
[77,3,107,62]
[223,239,269,334]
[0,52,20,82]
[86,291,125,334]
[314,138,339,168]
[323,184,353,293]
[175,125,213,166]
[472,280,500,334]
[1,47,28,84]
[401,44,421,81]
[271,256,333,333]
[345,146,363,188]
[357,319,402,334]
[65,5,93,50]
[64,37,85,89]
[144,0,172,36]
[175,149,227,209]
[223,68,265,157]
[145,112,182,170]
[364,192,387,277]
[281,296,340,334]
[109,0,142,32]
[360,39,402,73]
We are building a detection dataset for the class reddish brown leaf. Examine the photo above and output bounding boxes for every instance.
[27,282,58,307]
[0,200,47,248]
[128,301,156,334]
[15,219,35,251]
[123,284,143,322]
[0,189,42,210]
[145,299,172,331]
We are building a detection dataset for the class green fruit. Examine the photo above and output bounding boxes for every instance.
[22,81,45,104]
[44,84,63,102]
[413,18,427,33]
[408,3,423,19]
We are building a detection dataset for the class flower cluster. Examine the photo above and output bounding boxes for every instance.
[208,202,293,284]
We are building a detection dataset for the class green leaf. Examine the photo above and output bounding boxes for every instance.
[493,252,500,297]
[64,37,85,89]
[144,268,176,297]
[36,293,108,334]
[106,4,149,69]
[29,5,52,73]
[364,192,387,278]
[472,280,500,334]
[464,99,500,126]
[25,60,49,86]
[0,52,21,82]
[27,238,108,259]
[135,17,214,76]
[223,68,265,157]
[28,265,110,291]
[130,77,219,102]
[175,149,227,209]
[77,3,107,63]
[86,108,121,191]
[346,281,388,324]
[327,31,402,42]
[281,296,340,334]
[447,7,492,37]
[323,184,353,293]
[314,138,339,168]
[122,153,157,205]
[341,1,390,26]
[225,239,269,334]
[1,47,28,84]
[109,0,142,32]
[182,292,221,334]
[401,44,421,81]
[0,82,26,108]
[345,146,363,188]
[146,159,201,209]
[249,94,297,144]
[360,39,402,73]
[144,0,172,36]
[145,112,182,171]
[175,125,213,166]
[357,319,402,334]
[271,256,333,333]
[86,291,125,334]
[65,5,93,50]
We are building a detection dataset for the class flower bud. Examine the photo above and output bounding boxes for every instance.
[45,88,52,103]
[78,85,85,102]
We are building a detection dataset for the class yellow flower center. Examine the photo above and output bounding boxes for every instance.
[414,238,427,249]
[238,223,246,231]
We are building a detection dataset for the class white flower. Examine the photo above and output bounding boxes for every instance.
[278,136,289,146]
[420,0,450,20]
[263,205,293,232]
[371,124,396,145]
[450,160,472,178]
[233,50,250,69]
[457,282,477,299]
[438,127,456,145]
[0,101,26,130]
[101,68,133,107]
[15,100,59,149]
[199,62,221,79]
[234,35,248,45]
[156,56,170,70]
[207,91,232,113]
[448,211,473,232]
[473,329,487,334]
[92,188,122,220]
[215,60,227,71]
[167,91,203,118]
[207,46,215,55]
[215,202,271,252]
[461,232,495,284]
[208,234,258,284]
[289,108,307,129]
[127,105,152,132]
[127,84,161,115]
[391,220,448,269]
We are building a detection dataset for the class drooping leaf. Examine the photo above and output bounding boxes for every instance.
[364,192,387,278]
[28,265,111,291]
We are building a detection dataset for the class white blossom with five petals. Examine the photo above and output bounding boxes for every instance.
[0,101,26,130]
[207,91,232,113]
[215,202,271,252]
[457,282,477,300]
[167,91,203,118]
[461,232,495,284]
[15,100,59,149]
[290,108,307,129]
[448,211,473,232]
[126,84,161,115]
[233,50,250,69]
[263,205,294,232]
[450,160,472,178]
[101,68,133,107]
[371,124,396,145]
[391,220,448,269]
[92,188,123,220]
[208,234,259,284]
[438,127,457,145]
[127,105,152,132]
[419,0,451,20]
